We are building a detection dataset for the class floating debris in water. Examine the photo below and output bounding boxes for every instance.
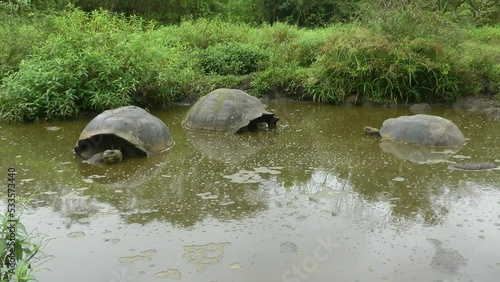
[219,195,235,206]
[46,126,61,131]
[224,171,261,183]
[202,194,218,200]
[104,238,120,244]
[83,178,93,184]
[230,262,242,269]
[452,155,472,159]
[183,242,231,272]
[154,269,182,280]
[280,241,298,253]
[141,249,157,258]
[67,231,85,238]
[118,249,157,264]
[196,192,218,200]
[118,255,143,264]
[224,166,282,184]
[254,166,283,174]
[20,179,35,183]
[392,177,405,182]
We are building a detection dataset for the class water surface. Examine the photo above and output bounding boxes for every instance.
[0,103,499,282]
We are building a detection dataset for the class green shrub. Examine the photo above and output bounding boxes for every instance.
[307,27,462,103]
[251,65,309,98]
[456,26,500,95]
[0,8,198,122]
[358,0,470,43]
[174,18,252,49]
[0,12,54,81]
[0,212,42,282]
[199,42,267,75]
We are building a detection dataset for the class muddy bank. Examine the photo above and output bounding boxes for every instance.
[259,92,500,119]
[453,95,500,120]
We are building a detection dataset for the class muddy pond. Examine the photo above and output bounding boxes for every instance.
[0,102,499,282]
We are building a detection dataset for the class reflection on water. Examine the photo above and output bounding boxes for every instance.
[380,141,462,164]
[0,103,499,281]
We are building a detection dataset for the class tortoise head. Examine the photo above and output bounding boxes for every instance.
[102,149,123,164]
[364,126,380,136]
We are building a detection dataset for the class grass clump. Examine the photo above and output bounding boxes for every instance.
[306,27,462,103]
[199,42,267,75]
[0,6,499,122]
[0,12,53,81]
[0,211,44,282]
[0,8,199,122]
[456,26,500,96]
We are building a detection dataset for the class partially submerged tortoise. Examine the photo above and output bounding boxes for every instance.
[182,88,279,133]
[364,114,466,146]
[74,106,175,164]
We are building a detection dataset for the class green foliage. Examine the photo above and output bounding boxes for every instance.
[307,27,462,103]
[455,26,500,95]
[358,0,470,41]
[0,213,40,282]
[199,42,267,75]
[173,18,253,48]
[250,64,308,98]
[75,0,245,24]
[0,6,498,121]
[263,0,360,27]
[0,8,198,122]
[0,12,54,81]
[438,0,500,26]
[72,0,360,27]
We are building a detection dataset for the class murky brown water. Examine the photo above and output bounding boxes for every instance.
[1,102,499,282]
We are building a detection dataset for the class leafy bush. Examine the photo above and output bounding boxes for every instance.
[0,12,54,81]
[0,212,42,282]
[199,42,267,75]
[358,0,469,42]
[251,64,308,98]
[307,27,462,103]
[173,18,253,49]
[0,8,199,122]
[0,7,498,122]
[455,26,500,96]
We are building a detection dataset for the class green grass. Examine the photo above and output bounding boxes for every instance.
[0,209,43,282]
[0,7,499,122]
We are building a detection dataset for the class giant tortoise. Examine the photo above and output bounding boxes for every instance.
[74,106,175,164]
[364,114,466,146]
[182,88,279,133]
